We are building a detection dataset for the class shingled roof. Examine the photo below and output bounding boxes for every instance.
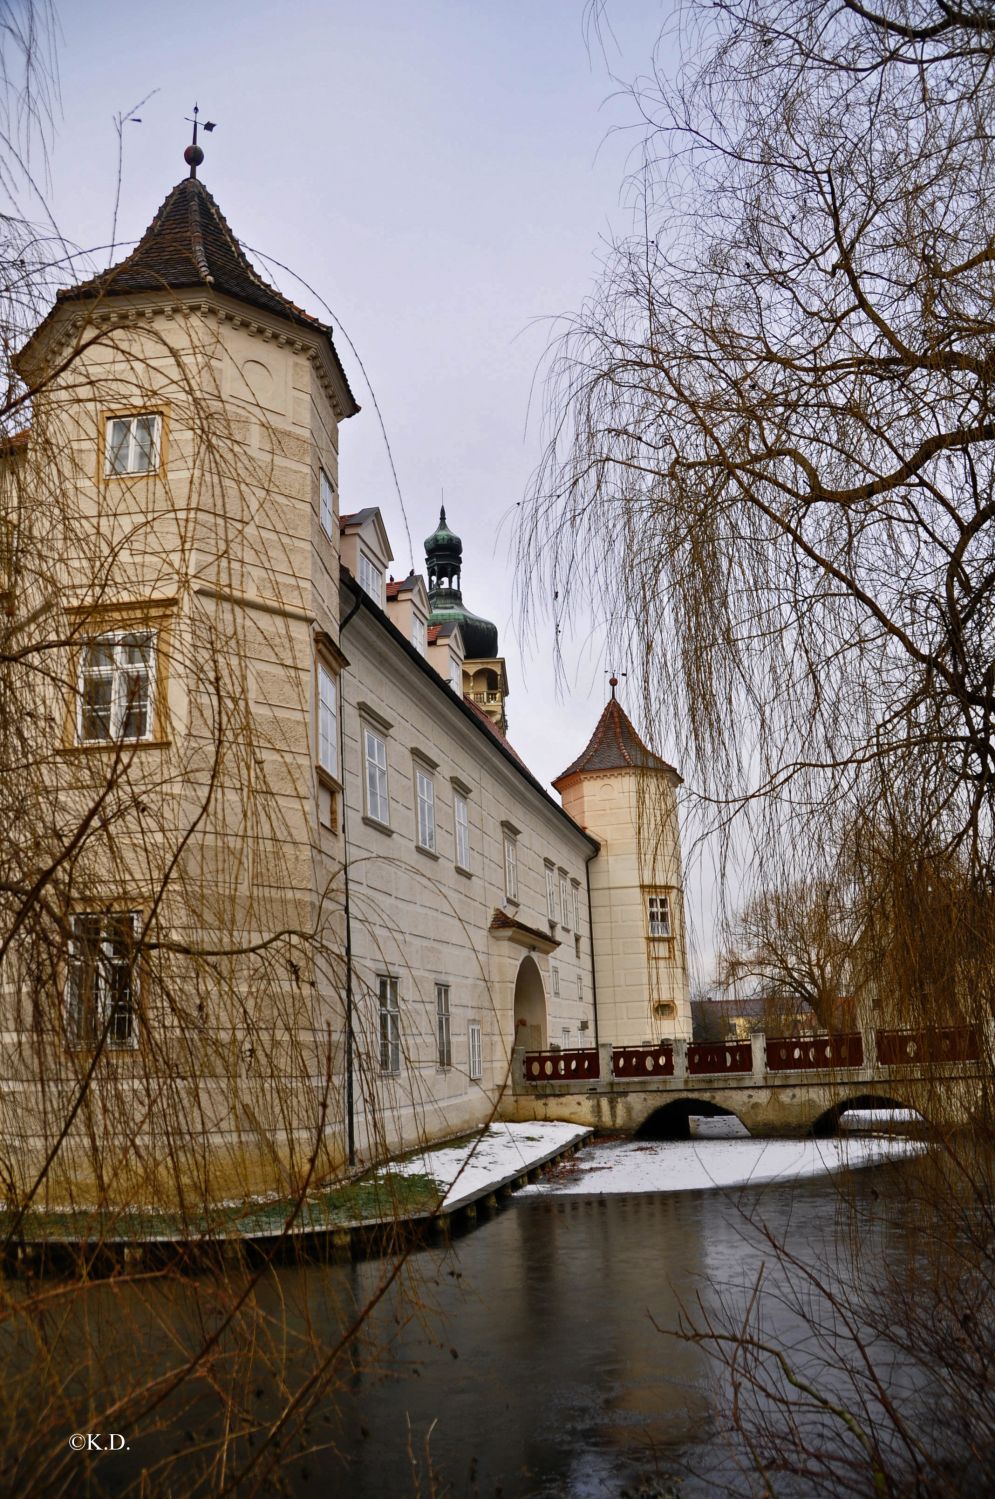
[46,177,358,411]
[552,696,681,788]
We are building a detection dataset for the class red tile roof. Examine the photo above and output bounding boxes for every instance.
[51,178,358,414]
[553,696,680,787]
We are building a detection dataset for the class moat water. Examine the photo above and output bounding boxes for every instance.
[17,1140,950,1498]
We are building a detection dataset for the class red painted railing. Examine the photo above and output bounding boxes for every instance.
[523,1048,601,1082]
[687,1042,753,1075]
[766,1033,864,1071]
[876,1026,980,1066]
[611,1045,674,1078]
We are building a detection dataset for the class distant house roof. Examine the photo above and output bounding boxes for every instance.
[339,508,380,530]
[36,177,358,415]
[553,695,681,788]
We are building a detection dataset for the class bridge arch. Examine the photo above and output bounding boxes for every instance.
[513,955,547,1052]
[635,1098,748,1141]
[810,1092,926,1138]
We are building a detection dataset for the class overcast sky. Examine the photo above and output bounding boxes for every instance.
[42,1,719,974]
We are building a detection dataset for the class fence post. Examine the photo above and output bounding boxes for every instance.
[599,1041,613,1082]
[673,1037,687,1083]
[864,1025,879,1070]
[751,1031,766,1082]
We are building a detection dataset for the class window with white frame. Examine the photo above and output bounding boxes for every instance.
[545,863,556,924]
[415,765,436,851]
[503,832,519,903]
[561,1027,571,1050]
[358,551,383,605]
[559,873,570,929]
[571,881,581,934]
[319,468,335,538]
[105,414,161,476]
[317,662,338,777]
[67,911,140,1047]
[551,963,560,998]
[454,792,470,871]
[364,727,389,824]
[449,657,463,694]
[436,983,452,1068]
[378,974,400,1073]
[77,632,156,744]
[468,1020,482,1081]
[411,614,427,656]
[647,892,673,939]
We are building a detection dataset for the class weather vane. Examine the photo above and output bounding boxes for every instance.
[184,104,217,178]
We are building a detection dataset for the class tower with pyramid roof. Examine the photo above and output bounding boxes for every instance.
[553,683,690,1044]
[12,156,360,1198]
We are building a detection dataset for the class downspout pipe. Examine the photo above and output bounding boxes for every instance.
[584,845,600,1049]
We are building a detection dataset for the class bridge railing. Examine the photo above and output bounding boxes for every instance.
[876,1025,980,1065]
[523,1048,601,1082]
[766,1033,864,1071]
[612,1045,674,1078]
[687,1041,753,1075]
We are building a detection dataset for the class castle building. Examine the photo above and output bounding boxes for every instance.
[0,163,689,1203]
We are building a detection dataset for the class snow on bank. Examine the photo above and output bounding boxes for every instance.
[518,1135,925,1198]
[387,1121,590,1211]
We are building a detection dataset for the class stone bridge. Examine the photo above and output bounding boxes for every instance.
[502,1027,986,1138]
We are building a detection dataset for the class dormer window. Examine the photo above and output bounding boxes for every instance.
[449,658,463,693]
[105,414,161,477]
[358,551,383,605]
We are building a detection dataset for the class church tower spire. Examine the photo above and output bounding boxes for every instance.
[424,507,510,732]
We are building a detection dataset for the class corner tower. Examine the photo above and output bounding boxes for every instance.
[553,682,690,1044]
[424,507,509,731]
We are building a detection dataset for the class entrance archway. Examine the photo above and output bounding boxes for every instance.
[513,955,547,1052]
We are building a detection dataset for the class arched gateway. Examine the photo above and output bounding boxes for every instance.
[514,955,547,1052]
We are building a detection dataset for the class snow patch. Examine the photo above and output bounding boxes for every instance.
[519,1135,924,1197]
[387,1121,589,1210]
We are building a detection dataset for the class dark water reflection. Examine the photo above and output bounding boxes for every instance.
[20,1158,929,1498]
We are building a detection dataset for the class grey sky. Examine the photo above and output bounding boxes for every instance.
[44,1,718,973]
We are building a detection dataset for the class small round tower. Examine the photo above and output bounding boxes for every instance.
[553,683,690,1044]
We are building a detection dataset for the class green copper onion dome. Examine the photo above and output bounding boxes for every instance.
[425,506,499,659]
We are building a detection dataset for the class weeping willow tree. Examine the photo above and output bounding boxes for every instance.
[521,3,995,1491]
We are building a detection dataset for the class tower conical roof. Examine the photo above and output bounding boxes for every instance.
[553,694,680,788]
[424,505,462,558]
[43,177,358,412]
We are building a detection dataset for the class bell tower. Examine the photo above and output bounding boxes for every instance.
[425,507,510,732]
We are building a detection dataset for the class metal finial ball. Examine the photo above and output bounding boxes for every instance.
[609,676,618,688]
[184,143,205,168]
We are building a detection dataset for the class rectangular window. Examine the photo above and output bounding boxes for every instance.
[319,468,335,538]
[105,414,161,476]
[415,766,436,851]
[449,658,463,693]
[561,1027,571,1050]
[358,552,383,605]
[648,893,673,939]
[551,963,560,998]
[67,911,140,1047]
[545,863,557,924]
[436,983,452,1068]
[317,662,337,777]
[378,975,400,1073]
[364,727,389,824]
[559,873,570,929]
[503,833,518,903]
[571,881,581,934]
[468,1021,482,1081]
[454,793,470,871]
[78,632,155,743]
[411,614,426,656]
